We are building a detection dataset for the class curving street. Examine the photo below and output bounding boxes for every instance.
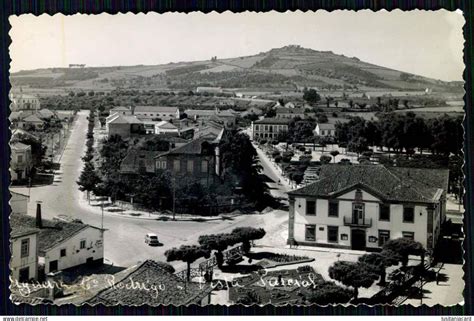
[10,110,289,270]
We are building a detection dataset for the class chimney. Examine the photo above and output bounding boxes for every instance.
[36,201,42,229]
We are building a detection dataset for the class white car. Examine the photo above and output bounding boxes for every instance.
[145,233,160,246]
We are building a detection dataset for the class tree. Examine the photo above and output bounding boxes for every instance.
[303,88,321,105]
[305,281,354,305]
[329,150,340,163]
[382,238,424,267]
[198,233,240,267]
[231,227,266,254]
[77,162,101,202]
[165,245,211,281]
[328,261,378,298]
[320,155,332,164]
[358,252,399,286]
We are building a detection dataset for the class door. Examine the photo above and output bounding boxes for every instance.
[352,203,365,225]
[351,229,366,250]
[19,267,29,282]
[49,260,58,273]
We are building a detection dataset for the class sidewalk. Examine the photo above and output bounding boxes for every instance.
[79,194,253,222]
[403,263,464,306]
[253,143,293,192]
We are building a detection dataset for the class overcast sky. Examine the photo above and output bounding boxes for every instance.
[9,10,465,81]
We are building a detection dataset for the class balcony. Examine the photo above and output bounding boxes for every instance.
[343,216,372,228]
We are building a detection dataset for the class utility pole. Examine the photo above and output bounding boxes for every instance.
[101,199,104,229]
[172,176,176,221]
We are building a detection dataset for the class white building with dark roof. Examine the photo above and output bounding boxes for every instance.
[251,118,290,141]
[287,165,449,252]
[11,206,105,275]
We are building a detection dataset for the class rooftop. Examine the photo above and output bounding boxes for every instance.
[10,214,101,255]
[253,118,290,125]
[110,106,131,112]
[134,106,178,113]
[87,260,212,306]
[22,114,44,123]
[108,115,142,124]
[276,107,306,114]
[10,142,30,151]
[156,136,216,158]
[289,165,449,203]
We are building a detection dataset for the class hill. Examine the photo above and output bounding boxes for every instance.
[10,45,462,96]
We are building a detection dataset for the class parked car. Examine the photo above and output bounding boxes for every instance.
[145,233,160,246]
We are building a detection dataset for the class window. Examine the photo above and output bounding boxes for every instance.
[402,231,415,240]
[20,239,29,258]
[80,239,86,249]
[305,225,316,241]
[156,160,167,170]
[201,160,208,173]
[17,155,23,163]
[306,200,316,216]
[379,204,390,221]
[328,226,339,243]
[328,200,339,217]
[378,230,390,247]
[60,248,67,257]
[173,159,181,172]
[403,206,415,223]
[187,160,194,173]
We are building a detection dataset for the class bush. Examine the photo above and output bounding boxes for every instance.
[306,281,354,305]
[274,155,282,163]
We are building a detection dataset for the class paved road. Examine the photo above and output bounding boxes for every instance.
[11,110,289,270]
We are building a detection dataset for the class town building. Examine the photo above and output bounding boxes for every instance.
[134,106,180,121]
[10,142,33,181]
[251,118,290,141]
[17,114,45,131]
[10,216,39,282]
[11,207,105,275]
[154,121,179,135]
[154,135,224,183]
[10,93,41,113]
[184,109,216,121]
[36,108,56,120]
[109,106,132,116]
[106,114,145,138]
[10,191,29,215]
[314,123,336,137]
[275,107,306,119]
[287,165,449,252]
[241,107,263,118]
[196,86,223,94]
[87,260,213,306]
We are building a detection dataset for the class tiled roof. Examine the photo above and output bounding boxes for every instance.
[11,142,30,151]
[87,260,212,306]
[253,118,290,125]
[22,115,44,123]
[156,137,214,157]
[120,150,162,174]
[276,107,306,114]
[110,106,131,112]
[317,123,335,130]
[184,109,216,117]
[289,165,448,203]
[37,109,55,118]
[108,115,142,124]
[135,106,178,113]
[10,214,99,254]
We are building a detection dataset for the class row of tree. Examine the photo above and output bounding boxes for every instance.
[165,227,266,281]
[328,238,425,300]
[335,112,463,156]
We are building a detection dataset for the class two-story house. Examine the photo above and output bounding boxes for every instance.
[10,93,41,114]
[287,165,449,252]
[275,107,306,119]
[251,118,290,141]
[10,142,33,181]
[154,136,224,184]
[10,215,39,282]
